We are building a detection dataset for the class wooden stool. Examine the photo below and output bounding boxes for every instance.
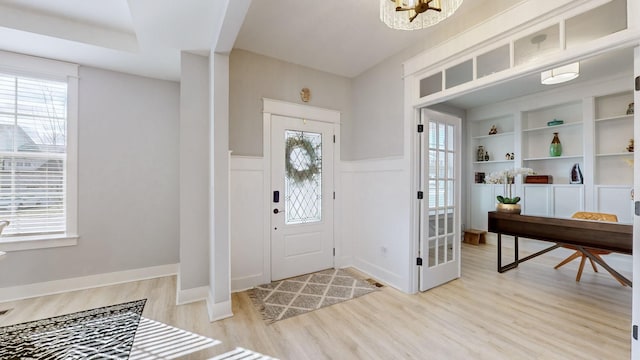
[464,229,486,245]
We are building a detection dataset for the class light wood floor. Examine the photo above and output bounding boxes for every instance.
[0,243,632,359]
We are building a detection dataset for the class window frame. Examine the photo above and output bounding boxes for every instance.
[0,51,78,251]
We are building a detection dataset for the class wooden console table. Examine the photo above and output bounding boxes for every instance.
[487,211,633,286]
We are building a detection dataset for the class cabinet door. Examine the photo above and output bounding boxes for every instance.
[596,186,634,224]
[522,185,550,216]
[552,186,584,219]
[470,185,495,230]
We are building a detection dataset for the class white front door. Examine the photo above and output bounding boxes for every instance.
[270,115,335,281]
[419,109,462,291]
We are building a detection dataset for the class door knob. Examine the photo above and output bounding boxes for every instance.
[273,208,284,214]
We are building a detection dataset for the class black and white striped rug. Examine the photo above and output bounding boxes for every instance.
[0,299,220,359]
[0,299,146,359]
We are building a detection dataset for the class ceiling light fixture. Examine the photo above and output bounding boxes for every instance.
[380,0,463,31]
[541,62,580,85]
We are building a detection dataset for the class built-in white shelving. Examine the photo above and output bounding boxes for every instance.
[473,160,515,164]
[524,155,584,161]
[596,152,634,158]
[522,122,583,133]
[471,132,514,140]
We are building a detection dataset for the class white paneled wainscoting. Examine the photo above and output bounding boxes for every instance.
[340,157,412,293]
[229,156,412,293]
[229,156,266,291]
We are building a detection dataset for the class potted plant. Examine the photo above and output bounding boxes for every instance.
[485,168,535,214]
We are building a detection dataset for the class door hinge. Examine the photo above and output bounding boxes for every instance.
[635,201,640,216]
[633,325,638,340]
[417,124,424,133]
[416,257,423,266]
[333,134,336,143]
[333,191,336,200]
[333,248,336,256]
[635,76,639,91]
[417,191,424,199]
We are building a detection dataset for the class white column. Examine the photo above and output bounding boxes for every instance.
[208,52,232,321]
[178,52,211,304]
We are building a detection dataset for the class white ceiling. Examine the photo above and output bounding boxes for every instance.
[0,0,509,81]
[0,0,230,81]
[233,0,493,78]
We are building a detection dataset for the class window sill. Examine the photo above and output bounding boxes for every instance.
[0,234,78,252]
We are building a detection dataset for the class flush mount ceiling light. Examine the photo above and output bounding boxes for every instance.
[380,0,463,30]
[541,62,580,85]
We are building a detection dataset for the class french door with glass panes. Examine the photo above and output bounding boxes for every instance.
[419,109,461,291]
[270,115,335,281]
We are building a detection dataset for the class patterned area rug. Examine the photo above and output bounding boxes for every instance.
[249,268,380,324]
[130,317,220,359]
[0,299,222,359]
[0,299,146,359]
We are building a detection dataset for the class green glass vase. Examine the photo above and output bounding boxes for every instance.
[550,132,562,157]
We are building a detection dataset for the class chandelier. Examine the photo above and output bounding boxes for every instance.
[380,0,463,30]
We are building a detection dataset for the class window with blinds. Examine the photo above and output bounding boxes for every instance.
[0,73,67,237]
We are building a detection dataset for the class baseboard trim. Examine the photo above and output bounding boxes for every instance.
[206,293,233,322]
[176,285,210,305]
[352,257,407,293]
[336,255,353,269]
[231,274,263,293]
[0,263,179,303]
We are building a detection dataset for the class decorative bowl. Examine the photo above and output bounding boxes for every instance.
[496,203,521,214]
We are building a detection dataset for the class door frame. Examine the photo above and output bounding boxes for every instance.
[262,98,341,283]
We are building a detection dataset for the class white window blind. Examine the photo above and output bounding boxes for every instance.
[0,73,67,237]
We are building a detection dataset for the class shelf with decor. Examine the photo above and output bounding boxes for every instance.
[520,101,584,184]
[522,130,583,161]
[524,155,583,161]
[592,91,634,223]
[595,152,634,158]
[522,122,582,133]
[471,131,514,140]
[594,91,634,187]
[521,101,582,130]
[473,159,515,164]
[594,114,633,123]
[471,115,515,183]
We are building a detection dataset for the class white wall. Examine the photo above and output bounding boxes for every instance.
[0,66,180,288]
[351,54,405,160]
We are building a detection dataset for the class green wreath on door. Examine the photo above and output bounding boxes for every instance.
[285,136,320,183]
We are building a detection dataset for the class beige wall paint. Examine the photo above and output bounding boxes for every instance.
[350,0,524,160]
[0,66,180,288]
[229,49,353,159]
